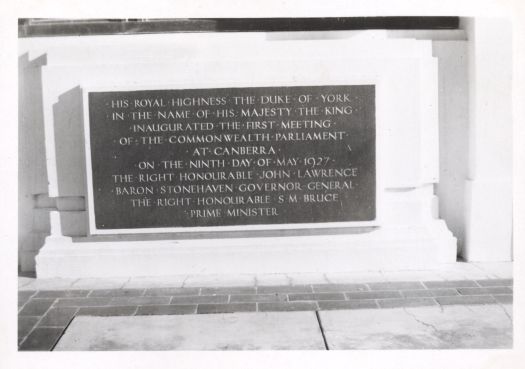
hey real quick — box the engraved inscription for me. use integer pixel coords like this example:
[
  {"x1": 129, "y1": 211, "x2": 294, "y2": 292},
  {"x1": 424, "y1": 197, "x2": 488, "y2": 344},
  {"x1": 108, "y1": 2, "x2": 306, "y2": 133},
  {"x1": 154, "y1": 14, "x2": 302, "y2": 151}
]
[{"x1": 87, "y1": 85, "x2": 375, "y2": 230}]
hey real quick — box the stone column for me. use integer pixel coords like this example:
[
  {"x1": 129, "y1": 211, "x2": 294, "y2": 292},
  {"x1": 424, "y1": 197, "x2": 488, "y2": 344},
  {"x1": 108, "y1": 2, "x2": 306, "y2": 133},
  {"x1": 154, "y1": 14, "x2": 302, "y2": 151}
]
[{"x1": 462, "y1": 17, "x2": 513, "y2": 261}]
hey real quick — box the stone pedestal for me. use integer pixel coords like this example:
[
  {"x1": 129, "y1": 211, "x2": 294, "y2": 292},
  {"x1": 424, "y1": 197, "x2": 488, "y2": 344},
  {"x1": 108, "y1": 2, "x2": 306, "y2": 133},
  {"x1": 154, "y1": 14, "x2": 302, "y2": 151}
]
[
  {"x1": 20, "y1": 31, "x2": 459, "y2": 278},
  {"x1": 37, "y1": 222, "x2": 455, "y2": 278}
]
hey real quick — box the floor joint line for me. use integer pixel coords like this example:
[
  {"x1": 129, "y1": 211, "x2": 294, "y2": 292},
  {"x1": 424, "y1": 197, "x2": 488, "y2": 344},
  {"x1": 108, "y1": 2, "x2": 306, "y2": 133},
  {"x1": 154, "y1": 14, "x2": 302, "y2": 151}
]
[
  {"x1": 315, "y1": 310, "x2": 329, "y2": 350},
  {"x1": 49, "y1": 314, "x2": 77, "y2": 351}
]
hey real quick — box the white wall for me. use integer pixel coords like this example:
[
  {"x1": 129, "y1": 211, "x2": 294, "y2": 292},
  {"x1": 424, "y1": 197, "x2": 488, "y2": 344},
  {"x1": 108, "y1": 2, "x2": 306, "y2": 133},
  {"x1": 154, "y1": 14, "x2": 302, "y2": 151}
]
[
  {"x1": 461, "y1": 17, "x2": 513, "y2": 261},
  {"x1": 433, "y1": 40, "x2": 469, "y2": 255},
  {"x1": 18, "y1": 54, "x2": 50, "y2": 271}
]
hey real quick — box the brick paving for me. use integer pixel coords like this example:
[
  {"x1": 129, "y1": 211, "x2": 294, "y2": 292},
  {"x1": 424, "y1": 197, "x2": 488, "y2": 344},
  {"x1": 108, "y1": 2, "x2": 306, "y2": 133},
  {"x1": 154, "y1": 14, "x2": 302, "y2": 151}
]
[{"x1": 18, "y1": 278, "x2": 513, "y2": 351}]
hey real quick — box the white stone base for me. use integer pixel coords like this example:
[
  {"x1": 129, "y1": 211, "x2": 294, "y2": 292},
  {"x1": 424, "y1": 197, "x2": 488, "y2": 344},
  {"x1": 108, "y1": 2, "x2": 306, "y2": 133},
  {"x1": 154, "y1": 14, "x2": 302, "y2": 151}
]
[
  {"x1": 36, "y1": 221, "x2": 456, "y2": 278},
  {"x1": 464, "y1": 178, "x2": 512, "y2": 261}
]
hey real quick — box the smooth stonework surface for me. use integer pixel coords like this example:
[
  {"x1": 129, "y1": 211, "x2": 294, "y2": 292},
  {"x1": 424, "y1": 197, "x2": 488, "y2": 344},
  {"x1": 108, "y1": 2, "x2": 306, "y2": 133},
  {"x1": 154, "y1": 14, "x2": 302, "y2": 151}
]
[
  {"x1": 35, "y1": 225, "x2": 456, "y2": 278},
  {"x1": 19, "y1": 31, "x2": 441, "y2": 66},
  {"x1": 19, "y1": 261, "x2": 512, "y2": 290},
  {"x1": 319, "y1": 304, "x2": 513, "y2": 349},
  {"x1": 433, "y1": 40, "x2": 468, "y2": 254},
  {"x1": 462, "y1": 18, "x2": 512, "y2": 262},
  {"x1": 54, "y1": 312, "x2": 325, "y2": 350}
]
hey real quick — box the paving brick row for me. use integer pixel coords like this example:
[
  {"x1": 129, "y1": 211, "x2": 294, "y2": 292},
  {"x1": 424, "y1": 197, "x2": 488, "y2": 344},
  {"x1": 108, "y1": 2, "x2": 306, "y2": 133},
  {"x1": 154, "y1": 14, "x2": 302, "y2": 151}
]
[
  {"x1": 55, "y1": 297, "x2": 111, "y2": 307},
  {"x1": 144, "y1": 287, "x2": 200, "y2": 297},
  {"x1": 475, "y1": 279, "x2": 513, "y2": 287},
  {"x1": 18, "y1": 327, "x2": 64, "y2": 351},
  {"x1": 367, "y1": 282, "x2": 425, "y2": 291},
  {"x1": 402, "y1": 289, "x2": 459, "y2": 298},
  {"x1": 18, "y1": 291, "x2": 37, "y2": 307},
  {"x1": 493, "y1": 294, "x2": 513, "y2": 304},
  {"x1": 429, "y1": 288, "x2": 461, "y2": 297},
  {"x1": 423, "y1": 280, "x2": 478, "y2": 288},
  {"x1": 17, "y1": 278, "x2": 516, "y2": 351},
  {"x1": 257, "y1": 301, "x2": 318, "y2": 312},
  {"x1": 18, "y1": 316, "x2": 40, "y2": 342},
  {"x1": 19, "y1": 298, "x2": 56, "y2": 316},
  {"x1": 201, "y1": 286, "x2": 256, "y2": 295},
  {"x1": 345, "y1": 291, "x2": 401, "y2": 300},
  {"x1": 77, "y1": 306, "x2": 138, "y2": 316},
  {"x1": 19, "y1": 290, "x2": 38, "y2": 300},
  {"x1": 18, "y1": 300, "x2": 28, "y2": 309},
  {"x1": 377, "y1": 298, "x2": 438, "y2": 308},
  {"x1": 288, "y1": 292, "x2": 346, "y2": 302},
  {"x1": 170, "y1": 295, "x2": 229, "y2": 305},
  {"x1": 107, "y1": 296, "x2": 170, "y2": 306},
  {"x1": 197, "y1": 303, "x2": 256, "y2": 314},
  {"x1": 229, "y1": 293, "x2": 287, "y2": 303},
  {"x1": 136, "y1": 304, "x2": 197, "y2": 315},
  {"x1": 456, "y1": 287, "x2": 512, "y2": 295},
  {"x1": 256, "y1": 285, "x2": 313, "y2": 294},
  {"x1": 34, "y1": 290, "x2": 90, "y2": 298},
  {"x1": 435, "y1": 295, "x2": 497, "y2": 305},
  {"x1": 311, "y1": 283, "x2": 368, "y2": 293},
  {"x1": 19, "y1": 291, "x2": 511, "y2": 318},
  {"x1": 317, "y1": 300, "x2": 378, "y2": 310},
  {"x1": 400, "y1": 289, "x2": 433, "y2": 298},
  {"x1": 89, "y1": 288, "x2": 145, "y2": 297},
  {"x1": 37, "y1": 307, "x2": 78, "y2": 327}
]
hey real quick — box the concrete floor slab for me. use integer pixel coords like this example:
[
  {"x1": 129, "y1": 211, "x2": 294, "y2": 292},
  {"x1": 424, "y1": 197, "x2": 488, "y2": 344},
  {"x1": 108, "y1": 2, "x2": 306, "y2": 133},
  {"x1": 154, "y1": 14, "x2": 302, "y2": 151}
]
[
  {"x1": 325, "y1": 271, "x2": 387, "y2": 283},
  {"x1": 54, "y1": 311, "x2": 325, "y2": 351},
  {"x1": 182, "y1": 274, "x2": 256, "y2": 288},
  {"x1": 380, "y1": 271, "x2": 446, "y2": 282},
  {"x1": 70, "y1": 277, "x2": 128, "y2": 289},
  {"x1": 471, "y1": 262, "x2": 513, "y2": 279},
  {"x1": 320, "y1": 304, "x2": 512, "y2": 349},
  {"x1": 255, "y1": 273, "x2": 290, "y2": 286},
  {"x1": 285, "y1": 273, "x2": 330, "y2": 285},
  {"x1": 19, "y1": 277, "x2": 77, "y2": 291},
  {"x1": 123, "y1": 275, "x2": 186, "y2": 289},
  {"x1": 18, "y1": 277, "x2": 35, "y2": 288},
  {"x1": 18, "y1": 262, "x2": 513, "y2": 290}
]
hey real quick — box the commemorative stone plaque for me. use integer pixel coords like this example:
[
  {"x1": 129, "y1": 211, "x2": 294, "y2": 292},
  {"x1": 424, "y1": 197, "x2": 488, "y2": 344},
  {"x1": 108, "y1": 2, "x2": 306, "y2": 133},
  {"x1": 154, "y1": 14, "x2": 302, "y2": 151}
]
[{"x1": 86, "y1": 85, "x2": 375, "y2": 231}]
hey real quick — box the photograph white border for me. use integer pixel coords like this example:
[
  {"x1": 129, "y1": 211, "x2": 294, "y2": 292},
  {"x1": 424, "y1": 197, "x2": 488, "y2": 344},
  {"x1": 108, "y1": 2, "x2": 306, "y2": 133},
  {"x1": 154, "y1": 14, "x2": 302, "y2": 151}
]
[{"x1": 4, "y1": 1, "x2": 524, "y2": 368}]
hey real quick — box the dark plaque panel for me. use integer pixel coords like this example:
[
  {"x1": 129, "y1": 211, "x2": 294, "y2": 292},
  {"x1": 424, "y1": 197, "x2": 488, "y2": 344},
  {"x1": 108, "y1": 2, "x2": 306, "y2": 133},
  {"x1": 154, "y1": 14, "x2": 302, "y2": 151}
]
[{"x1": 87, "y1": 85, "x2": 375, "y2": 230}]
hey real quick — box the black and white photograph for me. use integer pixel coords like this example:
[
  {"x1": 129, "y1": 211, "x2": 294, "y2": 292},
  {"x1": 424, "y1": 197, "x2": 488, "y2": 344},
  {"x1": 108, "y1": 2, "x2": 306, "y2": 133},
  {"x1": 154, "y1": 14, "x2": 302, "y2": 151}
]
[{"x1": 1, "y1": 0, "x2": 524, "y2": 368}]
